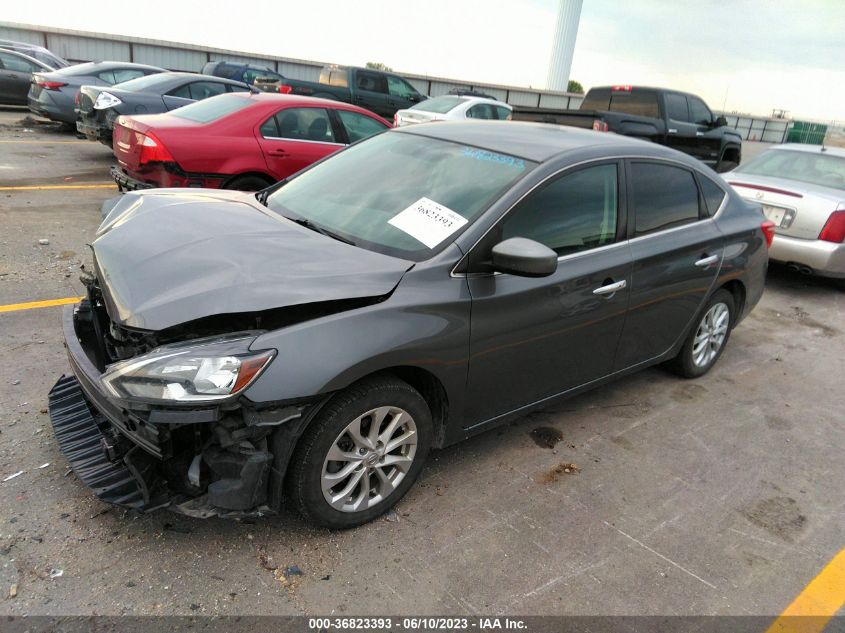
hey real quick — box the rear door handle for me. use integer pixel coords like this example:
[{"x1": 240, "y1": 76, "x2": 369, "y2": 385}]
[
  {"x1": 696, "y1": 131, "x2": 705, "y2": 137},
  {"x1": 668, "y1": 128, "x2": 678, "y2": 134},
  {"x1": 593, "y1": 279, "x2": 626, "y2": 296},
  {"x1": 695, "y1": 254, "x2": 719, "y2": 268},
  {"x1": 268, "y1": 148, "x2": 288, "y2": 157}
]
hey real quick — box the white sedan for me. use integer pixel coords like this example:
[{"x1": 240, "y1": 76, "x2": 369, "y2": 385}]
[
  {"x1": 724, "y1": 144, "x2": 845, "y2": 285},
  {"x1": 394, "y1": 95, "x2": 512, "y2": 127}
]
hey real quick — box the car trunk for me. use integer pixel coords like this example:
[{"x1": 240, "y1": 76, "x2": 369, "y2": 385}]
[{"x1": 727, "y1": 175, "x2": 845, "y2": 241}]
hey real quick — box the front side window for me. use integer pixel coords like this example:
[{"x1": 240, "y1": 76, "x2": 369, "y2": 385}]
[
  {"x1": 467, "y1": 104, "x2": 496, "y2": 119},
  {"x1": 387, "y1": 76, "x2": 416, "y2": 99},
  {"x1": 665, "y1": 93, "x2": 689, "y2": 122},
  {"x1": 266, "y1": 132, "x2": 534, "y2": 260},
  {"x1": 501, "y1": 164, "x2": 618, "y2": 256},
  {"x1": 688, "y1": 97, "x2": 712, "y2": 125},
  {"x1": 355, "y1": 71, "x2": 388, "y2": 94},
  {"x1": 631, "y1": 162, "x2": 701, "y2": 235},
  {"x1": 0, "y1": 52, "x2": 39, "y2": 73},
  {"x1": 273, "y1": 107, "x2": 336, "y2": 143},
  {"x1": 336, "y1": 109, "x2": 388, "y2": 143}
]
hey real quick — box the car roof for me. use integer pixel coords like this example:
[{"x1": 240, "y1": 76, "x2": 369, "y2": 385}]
[
  {"x1": 769, "y1": 143, "x2": 845, "y2": 158},
  {"x1": 56, "y1": 61, "x2": 165, "y2": 74},
  {"x1": 395, "y1": 120, "x2": 666, "y2": 162},
  {"x1": 126, "y1": 71, "x2": 250, "y2": 87},
  {"x1": 240, "y1": 92, "x2": 388, "y2": 118}
]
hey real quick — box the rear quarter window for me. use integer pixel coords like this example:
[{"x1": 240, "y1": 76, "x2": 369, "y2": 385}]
[{"x1": 698, "y1": 176, "x2": 727, "y2": 216}]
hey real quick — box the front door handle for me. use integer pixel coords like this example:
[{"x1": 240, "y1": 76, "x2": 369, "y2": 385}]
[
  {"x1": 695, "y1": 254, "x2": 719, "y2": 268},
  {"x1": 696, "y1": 131, "x2": 705, "y2": 137},
  {"x1": 593, "y1": 279, "x2": 626, "y2": 296},
  {"x1": 668, "y1": 128, "x2": 678, "y2": 134}
]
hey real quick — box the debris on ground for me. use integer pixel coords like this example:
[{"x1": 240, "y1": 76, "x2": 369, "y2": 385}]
[
  {"x1": 38, "y1": 239, "x2": 50, "y2": 245},
  {"x1": 3, "y1": 471, "x2": 24, "y2": 482},
  {"x1": 321, "y1": 575, "x2": 331, "y2": 581},
  {"x1": 258, "y1": 549, "x2": 277, "y2": 571},
  {"x1": 274, "y1": 564, "x2": 304, "y2": 589},
  {"x1": 9, "y1": 584, "x2": 17, "y2": 598},
  {"x1": 162, "y1": 522, "x2": 191, "y2": 534},
  {"x1": 384, "y1": 508, "x2": 399, "y2": 522},
  {"x1": 11, "y1": 380, "x2": 20, "y2": 386},
  {"x1": 538, "y1": 462, "x2": 581, "y2": 484},
  {"x1": 38, "y1": 463, "x2": 50, "y2": 469},
  {"x1": 49, "y1": 568, "x2": 63, "y2": 579},
  {"x1": 530, "y1": 426, "x2": 563, "y2": 449}
]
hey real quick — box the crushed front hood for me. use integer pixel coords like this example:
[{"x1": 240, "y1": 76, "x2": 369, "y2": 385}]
[{"x1": 93, "y1": 190, "x2": 412, "y2": 331}]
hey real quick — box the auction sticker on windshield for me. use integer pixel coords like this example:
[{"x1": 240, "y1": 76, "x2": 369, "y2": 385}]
[{"x1": 389, "y1": 197, "x2": 468, "y2": 249}]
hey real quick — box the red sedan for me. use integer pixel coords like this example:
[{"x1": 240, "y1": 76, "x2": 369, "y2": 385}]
[{"x1": 110, "y1": 93, "x2": 391, "y2": 191}]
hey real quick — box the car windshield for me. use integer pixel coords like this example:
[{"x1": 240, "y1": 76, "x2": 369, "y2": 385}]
[
  {"x1": 410, "y1": 96, "x2": 466, "y2": 114},
  {"x1": 170, "y1": 94, "x2": 254, "y2": 123},
  {"x1": 113, "y1": 73, "x2": 173, "y2": 92},
  {"x1": 734, "y1": 149, "x2": 845, "y2": 191},
  {"x1": 265, "y1": 131, "x2": 534, "y2": 260}
]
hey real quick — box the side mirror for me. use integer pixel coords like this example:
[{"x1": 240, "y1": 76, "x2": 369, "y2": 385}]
[
  {"x1": 714, "y1": 115, "x2": 728, "y2": 127},
  {"x1": 491, "y1": 238, "x2": 558, "y2": 277}
]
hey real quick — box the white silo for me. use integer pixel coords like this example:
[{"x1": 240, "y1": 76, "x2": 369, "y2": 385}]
[{"x1": 546, "y1": 0, "x2": 584, "y2": 91}]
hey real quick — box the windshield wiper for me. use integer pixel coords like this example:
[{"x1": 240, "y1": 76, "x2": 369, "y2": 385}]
[
  {"x1": 255, "y1": 188, "x2": 270, "y2": 206},
  {"x1": 286, "y1": 216, "x2": 356, "y2": 246}
]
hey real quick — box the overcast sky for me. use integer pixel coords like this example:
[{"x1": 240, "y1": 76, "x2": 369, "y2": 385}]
[{"x1": 4, "y1": 0, "x2": 843, "y2": 121}]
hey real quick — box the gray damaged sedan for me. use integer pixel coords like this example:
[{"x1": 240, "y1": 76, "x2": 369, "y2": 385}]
[{"x1": 48, "y1": 122, "x2": 771, "y2": 528}]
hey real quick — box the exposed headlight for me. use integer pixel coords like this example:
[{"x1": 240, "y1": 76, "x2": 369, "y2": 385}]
[
  {"x1": 101, "y1": 334, "x2": 274, "y2": 404},
  {"x1": 93, "y1": 91, "x2": 122, "y2": 110}
]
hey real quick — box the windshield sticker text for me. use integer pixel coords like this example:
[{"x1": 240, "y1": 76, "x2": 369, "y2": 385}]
[
  {"x1": 462, "y1": 147, "x2": 525, "y2": 170},
  {"x1": 388, "y1": 197, "x2": 468, "y2": 249}
]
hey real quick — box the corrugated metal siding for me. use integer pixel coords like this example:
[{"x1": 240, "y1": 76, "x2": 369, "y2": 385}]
[
  {"x1": 0, "y1": 26, "x2": 44, "y2": 45},
  {"x1": 508, "y1": 91, "x2": 540, "y2": 107},
  {"x1": 479, "y1": 87, "x2": 508, "y2": 101},
  {"x1": 47, "y1": 34, "x2": 130, "y2": 63},
  {"x1": 208, "y1": 54, "x2": 278, "y2": 69},
  {"x1": 277, "y1": 62, "x2": 321, "y2": 81},
  {"x1": 133, "y1": 45, "x2": 205, "y2": 72},
  {"x1": 430, "y1": 81, "x2": 469, "y2": 97},
  {"x1": 539, "y1": 94, "x2": 571, "y2": 110},
  {"x1": 406, "y1": 78, "x2": 429, "y2": 95}
]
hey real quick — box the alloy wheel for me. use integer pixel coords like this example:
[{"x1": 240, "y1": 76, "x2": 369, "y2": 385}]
[
  {"x1": 321, "y1": 406, "x2": 417, "y2": 513},
  {"x1": 691, "y1": 302, "x2": 730, "y2": 368}
]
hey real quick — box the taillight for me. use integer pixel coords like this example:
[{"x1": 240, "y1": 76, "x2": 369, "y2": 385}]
[
  {"x1": 278, "y1": 84, "x2": 293, "y2": 94},
  {"x1": 819, "y1": 210, "x2": 845, "y2": 243},
  {"x1": 138, "y1": 132, "x2": 175, "y2": 166},
  {"x1": 761, "y1": 220, "x2": 776, "y2": 248},
  {"x1": 592, "y1": 120, "x2": 609, "y2": 132},
  {"x1": 34, "y1": 76, "x2": 67, "y2": 90},
  {"x1": 74, "y1": 90, "x2": 80, "y2": 106},
  {"x1": 393, "y1": 113, "x2": 398, "y2": 127},
  {"x1": 611, "y1": 85, "x2": 632, "y2": 92}
]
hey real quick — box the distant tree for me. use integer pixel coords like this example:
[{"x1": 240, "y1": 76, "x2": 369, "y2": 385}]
[
  {"x1": 366, "y1": 62, "x2": 393, "y2": 72},
  {"x1": 567, "y1": 80, "x2": 584, "y2": 94}
]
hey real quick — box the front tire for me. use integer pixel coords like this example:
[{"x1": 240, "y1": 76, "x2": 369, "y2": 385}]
[
  {"x1": 667, "y1": 289, "x2": 735, "y2": 378},
  {"x1": 286, "y1": 376, "x2": 433, "y2": 529},
  {"x1": 225, "y1": 174, "x2": 272, "y2": 191}
]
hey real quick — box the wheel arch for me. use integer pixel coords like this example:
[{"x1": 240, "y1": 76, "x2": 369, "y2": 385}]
[
  {"x1": 719, "y1": 279, "x2": 746, "y2": 326},
  {"x1": 221, "y1": 171, "x2": 276, "y2": 190}
]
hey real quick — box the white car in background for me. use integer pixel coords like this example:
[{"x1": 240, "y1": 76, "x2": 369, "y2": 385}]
[
  {"x1": 725, "y1": 144, "x2": 845, "y2": 286},
  {"x1": 394, "y1": 95, "x2": 512, "y2": 127}
]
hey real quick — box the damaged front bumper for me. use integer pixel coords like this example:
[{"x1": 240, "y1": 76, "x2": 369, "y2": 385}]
[{"x1": 48, "y1": 304, "x2": 305, "y2": 518}]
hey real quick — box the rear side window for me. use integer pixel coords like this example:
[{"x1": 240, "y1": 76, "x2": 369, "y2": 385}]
[
  {"x1": 273, "y1": 107, "x2": 336, "y2": 143},
  {"x1": 495, "y1": 106, "x2": 512, "y2": 120},
  {"x1": 112, "y1": 68, "x2": 144, "y2": 84},
  {"x1": 699, "y1": 176, "x2": 726, "y2": 216},
  {"x1": 170, "y1": 94, "x2": 253, "y2": 123},
  {"x1": 188, "y1": 81, "x2": 227, "y2": 100},
  {"x1": 609, "y1": 90, "x2": 659, "y2": 117},
  {"x1": 665, "y1": 93, "x2": 689, "y2": 122},
  {"x1": 243, "y1": 68, "x2": 283, "y2": 84},
  {"x1": 336, "y1": 110, "x2": 387, "y2": 143},
  {"x1": 355, "y1": 71, "x2": 388, "y2": 94},
  {"x1": 467, "y1": 104, "x2": 496, "y2": 119},
  {"x1": 631, "y1": 162, "x2": 701, "y2": 235},
  {"x1": 501, "y1": 164, "x2": 618, "y2": 256}
]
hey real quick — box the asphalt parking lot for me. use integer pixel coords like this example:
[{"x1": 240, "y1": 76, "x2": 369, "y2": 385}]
[{"x1": 1, "y1": 106, "x2": 843, "y2": 618}]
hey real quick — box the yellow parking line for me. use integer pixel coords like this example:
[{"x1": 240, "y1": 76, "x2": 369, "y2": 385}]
[
  {"x1": 0, "y1": 297, "x2": 83, "y2": 313},
  {"x1": 0, "y1": 183, "x2": 116, "y2": 191},
  {"x1": 765, "y1": 547, "x2": 845, "y2": 633}
]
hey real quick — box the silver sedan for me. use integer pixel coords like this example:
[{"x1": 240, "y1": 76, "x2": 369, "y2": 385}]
[{"x1": 725, "y1": 144, "x2": 845, "y2": 285}]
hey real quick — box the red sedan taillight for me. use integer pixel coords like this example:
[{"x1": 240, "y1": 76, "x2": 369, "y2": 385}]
[
  {"x1": 34, "y1": 76, "x2": 67, "y2": 90},
  {"x1": 278, "y1": 84, "x2": 293, "y2": 94},
  {"x1": 819, "y1": 210, "x2": 845, "y2": 243},
  {"x1": 592, "y1": 120, "x2": 609, "y2": 132},
  {"x1": 761, "y1": 220, "x2": 776, "y2": 248},
  {"x1": 138, "y1": 132, "x2": 176, "y2": 166}
]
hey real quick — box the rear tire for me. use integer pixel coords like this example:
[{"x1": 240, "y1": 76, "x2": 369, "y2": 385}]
[
  {"x1": 225, "y1": 175, "x2": 272, "y2": 191},
  {"x1": 666, "y1": 289, "x2": 735, "y2": 378},
  {"x1": 286, "y1": 376, "x2": 433, "y2": 529}
]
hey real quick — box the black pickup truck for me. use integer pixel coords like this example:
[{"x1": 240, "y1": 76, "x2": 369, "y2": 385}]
[
  {"x1": 513, "y1": 85, "x2": 742, "y2": 172},
  {"x1": 253, "y1": 65, "x2": 428, "y2": 119}
]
